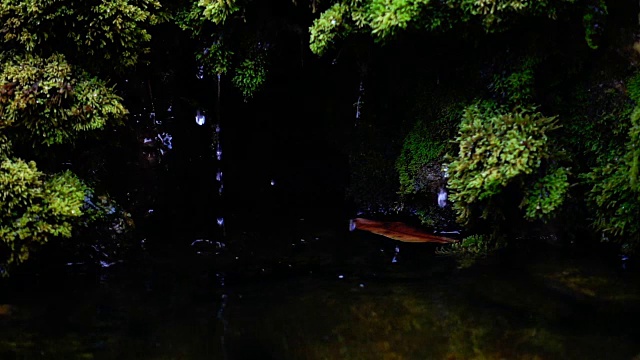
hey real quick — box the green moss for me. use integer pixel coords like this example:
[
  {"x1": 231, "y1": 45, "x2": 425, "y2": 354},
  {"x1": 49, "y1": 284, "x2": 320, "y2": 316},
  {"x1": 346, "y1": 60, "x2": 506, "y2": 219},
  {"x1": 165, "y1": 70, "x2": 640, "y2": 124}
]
[
  {"x1": 584, "y1": 106, "x2": 640, "y2": 250},
  {"x1": 578, "y1": 71, "x2": 640, "y2": 251},
  {"x1": 521, "y1": 166, "x2": 570, "y2": 221},
  {"x1": 231, "y1": 57, "x2": 267, "y2": 99},
  {"x1": 396, "y1": 121, "x2": 445, "y2": 195},
  {"x1": 198, "y1": 42, "x2": 234, "y2": 76},
  {"x1": 309, "y1": 2, "x2": 352, "y2": 56},
  {"x1": 447, "y1": 101, "x2": 562, "y2": 224},
  {"x1": 0, "y1": 0, "x2": 161, "y2": 71},
  {"x1": 490, "y1": 57, "x2": 538, "y2": 105}
]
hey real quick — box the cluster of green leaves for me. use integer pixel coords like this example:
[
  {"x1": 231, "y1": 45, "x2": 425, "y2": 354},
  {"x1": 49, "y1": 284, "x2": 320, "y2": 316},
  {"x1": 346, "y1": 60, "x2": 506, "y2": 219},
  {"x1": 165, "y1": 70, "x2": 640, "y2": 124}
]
[
  {"x1": 309, "y1": 0, "x2": 582, "y2": 55},
  {"x1": 447, "y1": 101, "x2": 566, "y2": 224},
  {"x1": 0, "y1": 158, "x2": 86, "y2": 267},
  {"x1": 0, "y1": 0, "x2": 161, "y2": 71},
  {"x1": 0, "y1": 53, "x2": 127, "y2": 146}
]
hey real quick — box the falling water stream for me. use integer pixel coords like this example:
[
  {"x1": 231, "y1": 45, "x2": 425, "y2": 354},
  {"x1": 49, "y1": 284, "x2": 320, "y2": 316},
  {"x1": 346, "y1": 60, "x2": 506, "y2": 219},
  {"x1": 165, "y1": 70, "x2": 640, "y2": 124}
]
[{"x1": 354, "y1": 79, "x2": 364, "y2": 126}]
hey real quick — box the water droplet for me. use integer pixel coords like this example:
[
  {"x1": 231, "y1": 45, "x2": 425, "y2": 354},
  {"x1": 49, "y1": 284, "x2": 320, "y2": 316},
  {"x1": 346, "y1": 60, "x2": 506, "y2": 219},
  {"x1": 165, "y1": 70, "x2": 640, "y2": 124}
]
[
  {"x1": 391, "y1": 246, "x2": 400, "y2": 263},
  {"x1": 338, "y1": 275, "x2": 344, "y2": 279},
  {"x1": 217, "y1": 217, "x2": 224, "y2": 226},
  {"x1": 195, "y1": 110, "x2": 206, "y2": 126},
  {"x1": 437, "y1": 189, "x2": 448, "y2": 208}
]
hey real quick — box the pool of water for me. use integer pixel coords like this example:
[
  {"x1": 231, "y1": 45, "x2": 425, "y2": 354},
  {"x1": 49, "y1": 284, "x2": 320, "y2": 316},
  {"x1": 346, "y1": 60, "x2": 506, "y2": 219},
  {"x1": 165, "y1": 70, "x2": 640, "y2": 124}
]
[{"x1": 1, "y1": 219, "x2": 640, "y2": 360}]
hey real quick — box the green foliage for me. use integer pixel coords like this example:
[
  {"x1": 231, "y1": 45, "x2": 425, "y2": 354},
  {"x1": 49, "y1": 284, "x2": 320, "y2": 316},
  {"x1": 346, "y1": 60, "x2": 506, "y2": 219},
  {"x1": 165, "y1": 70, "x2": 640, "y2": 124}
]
[
  {"x1": 447, "y1": 101, "x2": 561, "y2": 224},
  {"x1": 0, "y1": 53, "x2": 127, "y2": 146},
  {"x1": 436, "y1": 234, "x2": 502, "y2": 268},
  {"x1": 0, "y1": 158, "x2": 86, "y2": 267},
  {"x1": 231, "y1": 57, "x2": 267, "y2": 98},
  {"x1": 0, "y1": 0, "x2": 161, "y2": 70},
  {"x1": 521, "y1": 166, "x2": 570, "y2": 221},
  {"x1": 199, "y1": 0, "x2": 241, "y2": 24}
]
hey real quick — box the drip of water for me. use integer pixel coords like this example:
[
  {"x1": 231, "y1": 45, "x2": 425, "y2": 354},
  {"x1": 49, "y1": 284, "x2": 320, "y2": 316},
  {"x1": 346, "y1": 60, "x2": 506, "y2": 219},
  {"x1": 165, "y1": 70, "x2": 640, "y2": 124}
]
[
  {"x1": 195, "y1": 110, "x2": 206, "y2": 126},
  {"x1": 355, "y1": 80, "x2": 364, "y2": 121},
  {"x1": 437, "y1": 189, "x2": 448, "y2": 208},
  {"x1": 391, "y1": 245, "x2": 400, "y2": 263},
  {"x1": 217, "y1": 217, "x2": 226, "y2": 236},
  {"x1": 150, "y1": 112, "x2": 161, "y2": 126},
  {"x1": 196, "y1": 65, "x2": 205, "y2": 80},
  {"x1": 216, "y1": 143, "x2": 222, "y2": 160}
]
